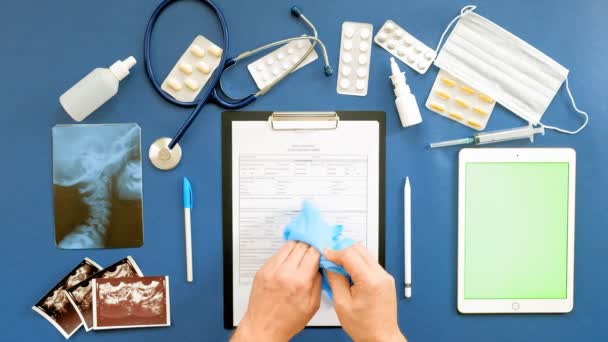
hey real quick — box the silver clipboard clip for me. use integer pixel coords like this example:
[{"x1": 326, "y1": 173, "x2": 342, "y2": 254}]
[{"x1": 269, "y1": 112, "x2": 339, "y2": 131}]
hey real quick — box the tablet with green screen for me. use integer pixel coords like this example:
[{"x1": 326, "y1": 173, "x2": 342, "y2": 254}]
[{"x1": 458, "y1": 148, "x2": 575, "y2": 313}]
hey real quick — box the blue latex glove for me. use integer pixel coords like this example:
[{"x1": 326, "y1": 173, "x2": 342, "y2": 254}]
[{"x1": 283, "y1": 201, "x2": 354, "y2": 299}]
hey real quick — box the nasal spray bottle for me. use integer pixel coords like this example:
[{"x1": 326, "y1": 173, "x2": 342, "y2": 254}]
[
  {"x1": 389, "y1": 57, "x2": 422, "y2": 127},
  {"x1": 60, "y1": 56, "x2": 136, "y2": 122}
]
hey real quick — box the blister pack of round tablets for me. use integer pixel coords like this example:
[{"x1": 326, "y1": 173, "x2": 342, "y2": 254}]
[
  {"x1": 161, "y1": 35, "x2": 223, "y2": 102},
  {"x1": 426, "y1": 69, "x2": 496, "y2": 131},
  {"x1": 337, "y1": 22, "x2": 373, "y2": 96},
  {"x1": 247, "y1": 37, "x2": 318, "y2": 90},
  {"x1": 374, "y1": 20, "x2": 436, "y2": 74}
]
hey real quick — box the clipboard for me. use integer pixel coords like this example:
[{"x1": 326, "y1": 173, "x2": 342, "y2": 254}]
[{"x1": 222, "y1": 111, "x2": 386, "y2": 328}]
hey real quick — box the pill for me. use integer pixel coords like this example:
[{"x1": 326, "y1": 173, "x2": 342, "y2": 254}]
[
  {"x1": 460, "y1": 85, "x2": 475, "y2": 95},
  {"x1": 406, "y1": 55, "x2": 415, "y2": 63},
  {"x1": 296, "y1": 40, "x2": 305, "y2": 49},
  {"x1": 208, "y1": 45, "x2": 222, "y2": 57},
  {"x1": 287, "y1": 47, "x2": 295, "y2": 55},
  {"x1": 394, "y1": 30, "x2": 403, "y2": 39},
  {"x1": 359, "y1": 42, "x2": 370, "y2": 52},
  {"x1": 184, "y1": 78, "x2": 199, "y2": 90},
  {"x1": 397, "y1": 47, "x2": 406, "y2": 57},
  {"x1": 449, "y1": 112, "x2": 464, "y2": 120},
  {"x1": 358, "y1": 55, "x2": 368, "y2": 65},
  {"x1": 272, "y1": 68, "x2": 279, "y2": 76},
  {"x1": 282, "y1": 61, "x2": 290, "y2": 70},
  {"x1": 413, "y1": 45, "x2": 423, "y2": 53},
  {"x1": 277, "y1": 52, "x2": 285, "y2": 60},
  {"x1": 340, "y1": 78, "x2": 351, "y2": 89},
  {"x1": 178, "y1": 62, "x2": 193, "y2": 75},
  {"x1": 262, "y1": 74, "x2": 268, "y2": 82},
  {"x1": 436, "y1": 91, "x2": 450, "y2": 100},
  {"x1": 384, "y1": 22, "x2": 395, "y2": 32},
  {"x1": 403, "y1": 37, "x2": 414, "y2": 46},
  {"x1": 341, "y1": 65, "x2": 352, "y2": 77},
  {"x1": 291, "y1": 56, "x2": 299, "y2": 64},
  {"x1": 479, "y1": 93, "x2": 495, "y2": 103},
  {"x1": 455, "y1": 98, "x2": 469, "y2": 108},
  {"x1": 467, "y1": 120, "x2": 482, "y2": 129},
  {"x1": 377, "y1": 32, "x2": 388, "y2": 43},
  {"x1": 424, "y1": 50, "x2": 436, "y2": 60},
  {"x1": 356, "y1": 67, "x2": 367, "y2": 78},
  {"x1": 256, "y1": 64, "x2": 263, "y2": 72},
  {"x1": 266, "y1": 58, "x2": 275, "y2": 66},
  {"x1": 343, "y1": 40, "x2": 353, "y2": 51},
  {"x1": 344, "y1": 26, "x2": 354, "y2": 38},
  {"x1": 189, "y1": 45, "x2": 205, "y2": 57},
  {"x1": 355, "y1": 79, "x2": 366, "y2": 90},
  {"x1": 441, "y1": 78, "x2": 456, "y2": 87},
  {"x1": 360, "y1": 28, "x2": 371, "y2": 39},
  {"x1": 429, "y1": 103, "x2": 445, "y2": 113},
  {"x1": 417, "y1": 61, "x2": 427, "y2": 70},
  {"x1": 196, "y1": 61, "x2": 210, "y2": 74},
  {"x1": 387, "y1": 40, "x2": 397, "y2": 50},
  {"x1": 342, "y1": 53, "x2": 353, "y2": 63},
  {"x1": 167, "y1": 78, "x2": 182, "y2": 91},
  {"x1": 473, "y1": 107, "x2": 489, "y2": 116}
]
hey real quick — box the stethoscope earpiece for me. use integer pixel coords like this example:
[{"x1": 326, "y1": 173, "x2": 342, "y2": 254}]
[{"x1": 291, "y1": 6, "x2": 303, "y2": 17}]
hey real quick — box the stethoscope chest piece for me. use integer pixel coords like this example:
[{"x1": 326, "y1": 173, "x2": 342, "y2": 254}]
[{"x1": 149, "y1": 137, "x2": 182, "y2": 170}]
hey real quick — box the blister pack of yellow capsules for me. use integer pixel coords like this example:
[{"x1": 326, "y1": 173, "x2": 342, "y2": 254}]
[
  {"x1": 161, "y1": 35, "x2": 223, "y2": 102},
  {"x1": 426, "y1": 69, "x2": 496, "y2": 131}
]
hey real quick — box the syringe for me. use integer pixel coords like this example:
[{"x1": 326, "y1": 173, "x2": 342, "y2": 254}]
[{"x1": 429, "y1": 125, "x2": 545, "y2": 148}]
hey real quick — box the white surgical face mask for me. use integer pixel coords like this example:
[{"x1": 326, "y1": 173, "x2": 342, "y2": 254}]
[{"x1": 433, "y1": 6, "x2": 588, "y2": 134}]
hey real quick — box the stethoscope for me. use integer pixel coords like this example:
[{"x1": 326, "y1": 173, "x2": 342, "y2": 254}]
[{"x1": 145, "y1": 0, "x2": 332, "y2": 170}]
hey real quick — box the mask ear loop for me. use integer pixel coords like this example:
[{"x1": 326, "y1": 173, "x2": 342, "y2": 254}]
[
  {"x1": 433, "y1": 5, "x2": 477, "y2": 60},
  {"x1": 539, "y1": 77, "x2": 589, "y2": 134}
]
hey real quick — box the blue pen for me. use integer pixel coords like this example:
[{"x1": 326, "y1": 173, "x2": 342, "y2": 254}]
[{"x1": 183, "y1": 177, "x2": 193, "y2": 282}]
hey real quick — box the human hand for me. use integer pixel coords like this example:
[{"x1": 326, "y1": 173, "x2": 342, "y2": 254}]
[
  {"x1": 325, "y1": 244, "x2": 406, "y2": 342},
  {"x1": 231, "y1": 241, "x2": 322, "y2": 342}
]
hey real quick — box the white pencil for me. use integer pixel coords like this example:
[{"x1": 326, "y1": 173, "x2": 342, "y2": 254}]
[{"x1": 404, "y1": 177, "x2": 412, "y2": 298}]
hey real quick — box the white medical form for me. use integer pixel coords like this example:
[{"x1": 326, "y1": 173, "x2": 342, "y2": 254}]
[{"x1": 222, "y1": 111, "x2": 385, "y2": 327}]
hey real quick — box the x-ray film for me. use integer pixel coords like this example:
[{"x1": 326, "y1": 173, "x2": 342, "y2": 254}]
[{"x1": 52, "y1": 124, "x2": 144, "y2": 249}]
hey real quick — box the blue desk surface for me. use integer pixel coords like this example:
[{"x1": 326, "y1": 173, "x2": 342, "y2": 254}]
[{"x1": 1, "y1": 0, "x2": 606, "y2": 340}]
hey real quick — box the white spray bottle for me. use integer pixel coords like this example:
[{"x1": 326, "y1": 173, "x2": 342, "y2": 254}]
[
  {"x1": 389, "y1": 57, "x2": 422, "y2": 127},
  {"x1": 60, "y1": 56, "x2": 136, "y2": 122}
]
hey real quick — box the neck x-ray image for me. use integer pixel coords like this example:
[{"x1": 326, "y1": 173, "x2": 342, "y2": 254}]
[{"x1": 52, "y1": 124, "x2": 144, "y2": 249}]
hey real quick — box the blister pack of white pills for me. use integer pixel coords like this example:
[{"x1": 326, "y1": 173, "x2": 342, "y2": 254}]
[
  {"x1": 337, "y1": 22, "x2": 373, "y2": 96},
  {"x1": 247, "y1": 38, "x2": 318, "y2": 90},
  {"x1": 425, "y1": 69, "x2": 496, "y2": 131},
  {"x1": 374, "y1": 20, "x2": 436, "y2": 74},
  {"x1": 161, "y1": 35, "x2": 223, "y2": 102}
]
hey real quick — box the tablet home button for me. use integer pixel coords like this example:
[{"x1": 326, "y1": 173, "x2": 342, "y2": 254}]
[{"x1": 512, "y1": 302, "x2": 520, "y2": 311}]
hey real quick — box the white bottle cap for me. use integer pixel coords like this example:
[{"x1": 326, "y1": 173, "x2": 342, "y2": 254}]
[{"x1": 109, "y1": 56, "x2": 137, "y2": 81}]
